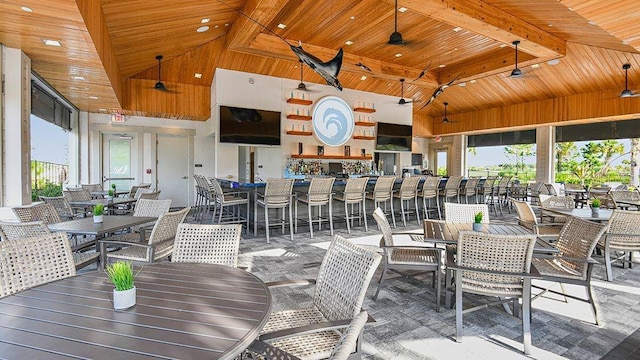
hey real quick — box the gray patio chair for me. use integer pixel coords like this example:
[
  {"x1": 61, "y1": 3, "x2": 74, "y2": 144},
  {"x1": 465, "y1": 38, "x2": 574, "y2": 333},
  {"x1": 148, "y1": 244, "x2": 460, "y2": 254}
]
[
  {"x1": 13, "y1": 202, "x2": 63, "y2": 223},
  {"x1": 443, "y1": 203, "x2": 490, "y2": 223},
  {"x1": 511, "y1": 198, "x2": 563, "y2": 239},
  {"x1": 256, "y1": 235, "x2": 381, "y2": 360},
  {"x1": 596, "y1": 209, "x2": 640, "y2": 282},
  {"x1": 171, "y1": 223, "x2": 242, "y2": 267}
]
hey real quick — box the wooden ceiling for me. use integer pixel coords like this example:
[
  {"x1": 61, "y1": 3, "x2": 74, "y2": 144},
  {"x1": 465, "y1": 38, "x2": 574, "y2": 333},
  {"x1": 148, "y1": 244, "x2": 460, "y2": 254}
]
[{"x1": 1, "y1": 0, "x2": 639, "y2": 128}]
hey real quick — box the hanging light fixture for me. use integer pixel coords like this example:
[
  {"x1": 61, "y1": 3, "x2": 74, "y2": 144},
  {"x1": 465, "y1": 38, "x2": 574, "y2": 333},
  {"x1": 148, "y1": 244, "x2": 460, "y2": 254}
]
[
  {"x1": 442, "y1": 102, "x2": 449, "y2": 123},
  {"x1": 510, "y1": 41, "x2": 523, "y2": 78},
  {"x1": 297, "y1": 59, "x2": 307, "y2": 91}
]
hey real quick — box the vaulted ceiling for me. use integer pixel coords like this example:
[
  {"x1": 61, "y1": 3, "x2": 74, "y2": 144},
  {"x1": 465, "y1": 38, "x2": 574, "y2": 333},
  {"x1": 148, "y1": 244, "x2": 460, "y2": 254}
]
[{"x1": 1, "y1": 0, "x2": 640, "y2": 131}]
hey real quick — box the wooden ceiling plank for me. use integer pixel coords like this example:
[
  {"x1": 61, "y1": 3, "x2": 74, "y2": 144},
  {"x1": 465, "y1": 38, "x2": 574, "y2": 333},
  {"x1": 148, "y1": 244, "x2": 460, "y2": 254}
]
[{"x1": 225, "y1": 0, "x2": 292, "y2": 49}]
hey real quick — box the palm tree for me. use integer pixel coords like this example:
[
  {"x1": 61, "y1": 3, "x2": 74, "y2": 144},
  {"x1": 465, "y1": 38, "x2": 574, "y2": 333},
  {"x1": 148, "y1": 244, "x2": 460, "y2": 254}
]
[
  {"x1": 555, "y1": 142, "x2": 577, "y2": 173},
  {"x1": 597, "y1": 140, "x2": 625, "y2": 178}
]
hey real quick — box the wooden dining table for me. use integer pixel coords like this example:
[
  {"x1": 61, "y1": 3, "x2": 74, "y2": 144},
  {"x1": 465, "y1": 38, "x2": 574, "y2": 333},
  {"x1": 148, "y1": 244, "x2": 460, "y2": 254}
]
[{"x1": 0, "y1": 262, "x2": 272, "y2": 360}]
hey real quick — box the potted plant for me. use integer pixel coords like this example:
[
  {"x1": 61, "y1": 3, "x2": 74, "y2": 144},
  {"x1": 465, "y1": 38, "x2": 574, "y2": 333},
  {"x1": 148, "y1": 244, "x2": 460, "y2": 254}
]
[
  {"x1": 591, "y1": 198, "x2": 601, "y2": 216},
  {"x1": 93, "y1": 203, "x2": 105, "y2": 223},
  {"x1": 111, "y1": 183, "x2": 117, "y2": 193},
  {"x1": 106, "y1": 261, "x2": 137, "y2": 310},
  {"x1": 473, "y1": 211, "x2": 483, "y2": 231},
  {"x1": 107, "y1": 189, "x2": 114, "y2": 201}
]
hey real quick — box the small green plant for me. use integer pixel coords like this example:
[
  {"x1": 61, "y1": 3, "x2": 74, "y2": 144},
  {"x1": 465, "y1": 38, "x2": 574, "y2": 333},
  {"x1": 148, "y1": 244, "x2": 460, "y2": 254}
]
[
  {"x1": 107, "y1": 189, "x2": 114, "y2": 197},
  {"x1": 111, "y1": 183, "x2": 117, "y2": 190},
  {"x1": 591, "y1": 198, "x2": 601, "y2": 208},
  {"x1": 474, "y1": 211, "x2": 483, "y2": 224},
  {"x1": 105, "y1": 261, "x2": 135, "y2": 291},
  {"x1": 93, "y1": 203, "x2": 105, "y2": 216}
]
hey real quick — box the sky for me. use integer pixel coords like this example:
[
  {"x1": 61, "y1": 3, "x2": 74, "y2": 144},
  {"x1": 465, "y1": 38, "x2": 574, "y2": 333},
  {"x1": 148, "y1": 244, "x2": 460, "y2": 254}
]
[{"x1": 30, "y1": 115, "x2": 69, "y2": 165}]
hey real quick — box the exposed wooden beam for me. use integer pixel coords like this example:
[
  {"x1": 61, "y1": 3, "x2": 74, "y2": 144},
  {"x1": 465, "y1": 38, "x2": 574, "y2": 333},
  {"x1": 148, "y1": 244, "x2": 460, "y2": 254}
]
[{"x1": 225, "y1": 0, "x2": 291, "y2": 49}]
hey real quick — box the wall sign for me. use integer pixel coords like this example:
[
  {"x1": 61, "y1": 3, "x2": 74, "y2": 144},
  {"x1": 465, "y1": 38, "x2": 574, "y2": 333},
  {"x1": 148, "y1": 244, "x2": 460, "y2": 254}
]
[{"x1": 312, "y1": 96, "x2": 354, "y2": 147}]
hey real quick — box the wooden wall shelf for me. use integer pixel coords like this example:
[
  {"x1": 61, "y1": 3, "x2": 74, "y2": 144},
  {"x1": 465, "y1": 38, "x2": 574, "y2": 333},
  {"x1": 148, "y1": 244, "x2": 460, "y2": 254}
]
[
  {"x1": 353, "y1": 135, "x2": 375, "y2": 140},
  {"x1": 286, "y1": 114, "x2": 312, "y2": 120},
  {"x1": 354, "y1": 121, "x2": 375, "y2": 127},
  {"x1": 287, "y1": 98, "x2": 313, "y2": 105},
  {"x1": 353, "y1": 107, "x2": 376, "y2": 113},
  {"x1": 286, "y1": 131, "x2": 313, "y2": 136},
  {"x1": 291, "y1": 154, "x2": 373, "y2": 160}
]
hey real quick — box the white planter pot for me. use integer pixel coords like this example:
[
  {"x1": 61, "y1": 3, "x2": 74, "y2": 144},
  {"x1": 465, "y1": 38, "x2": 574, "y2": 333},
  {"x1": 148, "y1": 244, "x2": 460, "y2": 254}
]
[
  {"x1": 113, "y1": 286, "x2": 136, "y2": 310},
  {"x1": 93, "y1": 215, "x2": 104, "y2": 223},
  {"x1": 472, "y1": 223, "x2": 483, "y2": 232},
  {"x1": 591, "y1": 208, "x2": 600, "y2": 216}
]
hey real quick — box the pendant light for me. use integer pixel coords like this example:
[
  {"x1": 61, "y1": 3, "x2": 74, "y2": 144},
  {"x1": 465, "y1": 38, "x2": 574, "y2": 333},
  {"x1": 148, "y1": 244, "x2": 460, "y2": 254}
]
[{"x1": 510, "y1": 41, "x2": 523, "y2": 78}]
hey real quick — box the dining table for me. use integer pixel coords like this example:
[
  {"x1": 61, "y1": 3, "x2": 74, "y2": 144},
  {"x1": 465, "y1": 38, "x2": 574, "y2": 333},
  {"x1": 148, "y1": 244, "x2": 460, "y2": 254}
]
[
  {"x1": 69, "y1": 197, "x2": 138, "y2": 214},
  {"x1": 542, "y1": 207, "x2": 613, "y2": 222},
  {"x1": 0, "y1": 262, "x2": 272, "y2": 360}
]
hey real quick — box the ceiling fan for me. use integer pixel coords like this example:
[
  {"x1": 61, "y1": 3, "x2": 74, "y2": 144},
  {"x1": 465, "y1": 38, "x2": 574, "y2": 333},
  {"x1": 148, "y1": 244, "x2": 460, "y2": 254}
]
[
  {"x1": 442, "y1": 102, "x2": 450, "y2": 123},
  {"x1": 154, "y1": 55, "x2": 167, "y2": 91},
  {"x1": 510, "y1": 40, "x2": 523, "y2": 78},
  {"x1": 397, "y1": 78, "x2": 413, "y2": 105},
  {"x1": 620, "y1": 63, "x2": 640, "y2": 98},
  {"x1": 388, "y1": 0, "x2": 403, "y2": 45}
]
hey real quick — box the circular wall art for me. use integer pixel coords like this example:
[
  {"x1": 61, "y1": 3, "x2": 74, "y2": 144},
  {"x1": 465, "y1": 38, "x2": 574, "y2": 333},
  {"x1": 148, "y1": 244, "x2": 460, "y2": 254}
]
[{"x1": 312, "y1": 96, "x2": 355, "y2": 147}]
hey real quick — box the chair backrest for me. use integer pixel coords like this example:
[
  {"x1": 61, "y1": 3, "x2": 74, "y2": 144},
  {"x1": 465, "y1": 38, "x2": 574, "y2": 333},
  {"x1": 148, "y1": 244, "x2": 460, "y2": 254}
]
[
  {"x1": 591, "y1": 192, "x2": 616, "y2": 209},
  {"x1": 208, "y1": 177, "x2": 224, "y2": 197},
  {"x1": 138, "y1": 191, "x2": 161, "y2": 200},
  {"x1": 372, "y1": 207, "x2": 393, "y2": 247},
  {"x1": 444, "y1": 203, "x2": 490, "y2": 223},
  {"x1": 542, "y1": 183, "x2": 557, "y2": 195},
  {"x1": 0, "y1": 221, "x2": 51, "y2": 241},
  {"x1": 372, "y1": 176, "x2": 396, "y2": 200},
  {"x1": 313, "y1": 235, "x2": 382, "y2": 322},
  {"x1": 343, "y1": 177, "x2": 369, "y2": 201},
  {"x1": 0, "y1": 232, "x2": 76, "y2": 298},
  {"x1": 564, "y1": 183, "x2": 584, "y2": 192},
  {"x1": 610, "y1": 190, "x2": 640, "y2": 202},
  {"x1": 444, "y1": 176, "x2": 462, "y2": 190},
  {"x1": 39, "y1": 196, "x2": 74, "y2": 219},
  {"x1": 81, "y1": 184, "x2": 102, "y2": 192},
  {"x1": 464, "y1": 177, "x2": 479, "y2": 190},
  {"x1": 540, "y1": 195, "x2": 574, "y2": 210},
  {"x1": 13, "y1": 203, "x2": 62, "y2": 224},
  {"x1": 423, "y1": 219, "x2": 449, "y2": 240},
  {"x1": 421, "y1": 176, "x2": 441, "y2": 197},
  {"x1": 147, "y1": 207, "x2": 190, "y2": 245},
  {"x1": 172, "y1": 223, "x2": 242, "y2": 267},
  {"x1": 510, "y1": 198, "x2": 538, "y2": 231},
  {"x1": 128, "y1": 183, "x2": 152, "y2": 198},
  {"x1": 497, "y1": 176, "x2": 512, "y2": 192},
  {"x1": 555, "y1": 217, "x2": 608, "y2": 279},
  {"x1": 603, "y1": 209, "x2": 640, "y2": 251},
  {"x1": 264, "y1": 178, "x2": 294, "y2": 206},
  {"x1": 398, "y1": 176, "x2": 421, "y2": 198},
  {"x1": 307, "y1": 177, "x2": 336, "y2": 203},
  {"x1": 457, "y1": 231, "x2": 536, "y2": 296},
  {"x1": 134, "y1": 187, "x2": 154, "y2": 199},
  {"x1": 529, "y1": 182, "x2": 545, "y2": 194},
  {"x1": 482, "y1": 176, "x2": 497, "y2": 191},
  {"x1": 327, "y1": 310, "x2": 369, "y2": 360},
  {"x1": 133, "y1": 199, "x2": 172, "y2": 217},
  {"x1": 63, "y1": 189, "x2": 92, "y2": 201}
]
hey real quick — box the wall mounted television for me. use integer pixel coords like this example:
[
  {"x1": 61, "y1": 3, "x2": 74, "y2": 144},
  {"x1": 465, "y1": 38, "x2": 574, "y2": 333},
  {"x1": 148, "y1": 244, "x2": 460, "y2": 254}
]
[
  {"x1": 375, "y1": 122, "x2": 412, "y2": 152},
  {"x1": 219, "y1": 105, "x2": 281, "y2": 146}
]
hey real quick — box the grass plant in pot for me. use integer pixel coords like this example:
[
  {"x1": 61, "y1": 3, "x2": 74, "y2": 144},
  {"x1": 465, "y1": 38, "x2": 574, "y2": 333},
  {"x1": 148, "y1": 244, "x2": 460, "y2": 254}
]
[
  {"x1": 473, "y1": 211, "x2": 483, "y2": 231},
  {"x1": 107, "y1": 189, "x2": 114, "y2": 201},
  {"x1": 93, "y1": 203, "x2": 105, "y2": 223},
  {"x1": 106, "y1": 261, "x2": 137, "y2": 310},
  {"x1": 591, "y1": 198, "x2": 601, "y2": 216}
]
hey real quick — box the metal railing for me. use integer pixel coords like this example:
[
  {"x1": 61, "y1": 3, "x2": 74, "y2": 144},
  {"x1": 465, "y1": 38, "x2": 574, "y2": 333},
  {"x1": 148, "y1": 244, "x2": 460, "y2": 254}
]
[{"x1": 31, "y1": 160, "x2": 68, "y2": 190}]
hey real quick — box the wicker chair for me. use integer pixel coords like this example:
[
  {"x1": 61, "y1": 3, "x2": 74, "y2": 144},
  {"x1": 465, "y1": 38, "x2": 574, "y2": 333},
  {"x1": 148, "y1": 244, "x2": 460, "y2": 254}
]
[
  {"x1": 365, "y1": 176, "x2": 397, "y2": 228},
  {"x1": 38, "y1": 196, "x2": 78, "y2": 220},
  {"x1": 107, "y1": 199, "x2": 172, "y2": 243},
  {"x1": 527, "y1": 181, "x2": 545, "y2": 206},
  {"x1": 418, "y1": 176, "x2": 442, "y2": 220},
  {"x1": 393, "y1": 176, "x2": 422, "y2": 226},
  {"x1": 257, "y1": 235, "x2": 381, "y2": 360},
  {"x1": 255, "y1": 178, "x2": 295, "y2": 243},
  {"x1": 563, "y1": 183, "x2": 588, "y2": 208},
  {"x1": 297, "y1": 177, "x2": 335, "y2": 238},
  {"x1": 449, "y1": 231, "x2": 537, "y2": 355},
  {"x1": 372, "y1": 208, "x2": 442, "y2": 310},
  {"x1": 610, "y1": 190, "x2": 640, "y2": 210},
  {"x1": 440, "y1": 176, "x2": 462, "y2": 204},
  {"x1": 171, "y1": 223, "x2": 242, "y2": 267},
  {"x1": 63, "y1": 189, "x2": 93, "y2": 216},
  {"x1": 334, "y1": 177, "x2": 369, "y2": 234},
  {"x1": 596, "y1": 209, "x2": 640, "y2": 282},
  {"x1": 247, "y1": 310, "x2": 369, "y2": 360},
  {"x1": 209, "y1": 177, "x2": 250, "y2": 232},
  {"x1": 510, "y1": 198, "x2": 562, "y2": 238},
  {"x1": 539, "y1": 195, "x2": 574, "y2": 223},
  {"x1": 127, "y1": 183, "x2": 152, "y2": 198},
  {"x1": 138, "y1": 190, "x2": 161, "y2": 200},
  {"x1": 532, "y1": 216, "x2": 608, "y2": 325},
  {"x1": 458, "y1": 177, "x2": 479, "y2": 204},
  {"x1": 100, "y1": 207, "x2": 190, "y2": 266},
  {"x1": 0, "y1": 232, "x2": 76, "y2": 298},
  {"x1": 13, "y1": 203, "x2": 63, "y2": 224},
  {"x1": 0, "y1": 221, "x2": 99, "y2": 270},
  {"x1": 495, "y1": 176, "x2": 512, "y2": 214},
  {"x1": 443, "y1": 203, "x2": 490, "y2": 224}
]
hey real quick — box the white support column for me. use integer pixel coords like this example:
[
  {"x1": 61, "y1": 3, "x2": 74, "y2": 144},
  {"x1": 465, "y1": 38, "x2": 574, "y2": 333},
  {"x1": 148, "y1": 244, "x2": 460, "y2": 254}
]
[
  {"x1": 536, "y1": 126, "x2": 554, "y2": 183},
  {"x1": 2, "y1": 47, "x2": 32, "y2": 206},
  {"x1": 451, "y1": 135, "x2": 466, "y2": 177}
]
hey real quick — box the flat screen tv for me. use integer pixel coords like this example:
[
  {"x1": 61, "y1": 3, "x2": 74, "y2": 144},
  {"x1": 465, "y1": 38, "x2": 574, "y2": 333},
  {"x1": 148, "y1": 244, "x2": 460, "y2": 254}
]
[
  {"x1": 219, "y1": 105, "x2": 281, "y2": 145},
  {"x1": 376, "y1": 122, "x2": 412, "y2": 152}
]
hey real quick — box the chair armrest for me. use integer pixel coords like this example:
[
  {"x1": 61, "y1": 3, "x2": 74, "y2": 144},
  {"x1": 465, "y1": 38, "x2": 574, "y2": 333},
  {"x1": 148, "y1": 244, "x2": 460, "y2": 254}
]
[
  {"x1": 380, "y1": 245, "x2": 445, "y2": 253},
  {"x1": 605, "y1": 233, "x2": 640, "y2": 238},
  {"x1": 265, "y1": 279, "x2": 316, "y2": 288},
  {"x1": 447, "y1": 263, "x2": 541, "y2": 279},
  {"x1": 533, "y1": 253, "x2": 599, "y2": 265},
  {"x1": 99, "y1": 240, "x2": 151, "y2": 248},
  {"x1": 259, "y1": 312, "x2": 374, "y2": 342},
  {"x1": 246, "y1": 339, "x2": 302, "y2": 360}
]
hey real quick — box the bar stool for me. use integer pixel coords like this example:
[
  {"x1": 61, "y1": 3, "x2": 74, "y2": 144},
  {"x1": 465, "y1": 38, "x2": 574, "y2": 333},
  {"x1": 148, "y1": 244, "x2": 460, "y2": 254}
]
[
  {"x1": 366, "y1": 176, "x2": 397, "y2": 228},
  {"x1": 209, "y1": 177, "x2": 250, "y2": 233},
  {"x1": 496, "y1": 176, "x2": 512, "y2": 215},
  {"x1": 297, "y1": 177, "x2": 335, "y2": 238},
  {"x1": 334, "y1": 177, "x2": 368, "y2": 234},
  {"x1": 393, "y1": 175, "x2": 421, "y2": 226},
  {"x1": 479, "y1": 176, "x2": 498, "y2": 214},
  {"x1": 459, "y1": 177, "x2": 479, "y2": 204},
  {"x1": 440, "y1": 176, "x2": 462, "y2": 204},
  {"x1": 419, "y1": 176, "x2": 442, "y2": 219},
  {"x1": 255, "y1": 178, "x2": 295, "y2": 243}
]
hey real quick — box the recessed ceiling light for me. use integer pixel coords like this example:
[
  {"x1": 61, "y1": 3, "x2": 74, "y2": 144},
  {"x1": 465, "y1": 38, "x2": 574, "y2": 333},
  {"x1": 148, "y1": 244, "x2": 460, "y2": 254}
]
[
  {"x1": 458, "y1": 82, "x2": 466, "y2": 87},
  {"x1": 350, "y1": 16, "x2": 355, "y2": 20},
  {"x1": 568, "y1": 7, "x2": 574, "y2": 11},
  {"x1": 214, "y1": 24, "x2": 219, "y2": 28},
  {"x1": 470, "y1": 79, "x2": 477, "y2": 83},
  {"x1": 499, "y1": 44, "x2": 508, "y2": 48},
  {"x1": 42, "y1": 39, "x2": 61, "y2": 47},
  {"x1": 398, "y1": 7, "x2": 408, "y2": 12},
  {"x1": 277, "y1": 23, "x2": 286, "y2": 29},
  {"x1": 71, "y1": 75, "x2": 85, "y2": 80},
  {"x1": 395, "y1": 53, "x2": 402, "y2": 57},
  {"x1": 531, "y1": 64, "x2": 540, "y2": 69},
  {"x1": 588, "y1": 21, "x2": 596, "y2": 25},
  {"x1": 360, "y1": 75, "x2": 367, "y2": 81},
  {"x1": 196, "y1": 26, "x2": 209, "y2": 33},
  {"x1": 89, "y1": 96, "x2": 99, "y2": 99},
  {"x1": 453, "y1": 27, "x2": 463, "y2": 32},
  {"x1": 224, "y1": 23, "x2": 229, "y2": 26},
  {"x1": 201, "y1": 18, "x2": 210, "y2": 23},
  {"x1": 547, "y1": 59, "x2": 560, "y2": 65},
  {"x1": 21, "y1": 6, "x2": 33, "y2": 12},
  {"x1": 438, "y1": 64, "x2": 446, "y2": 68},
  {"x1": 548, "y1": 24, "x2": 553, "y2": 27},
  {"x1": 194, "y1": 73, "x2": 202, "y2": 78},
  {"x1": 345, "y1": 40, "x2": 354, "y2": 45},
  {"x1": 99, "y1": 109, "x2": 107, "y2": 112}
]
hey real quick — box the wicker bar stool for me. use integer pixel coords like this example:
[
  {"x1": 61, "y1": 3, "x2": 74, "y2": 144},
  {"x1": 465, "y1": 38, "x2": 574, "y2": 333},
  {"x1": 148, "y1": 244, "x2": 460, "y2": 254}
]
[
  {"x1": 366, "y1": 176, "x2": 397, "y2": 228},
  {"x1": 255, "y1": 178, "x2": 295, "y2": 243},
  {"x1": 440, "y1": 176, "x2": 462, "y2": 204},
  {"x1": 393, "y1": 175, "x2": 422, "y2": 226},
  {"x1": 334, "y1": 177, "x2": 369, "y2": 234},
  {"x1": 419, "y1": 176, "x2": 442, "y2": 220},
  {"x1": 459, "y1": 177, "x2": 479, "y2": 204},
  {"x1": 209, "y1": 177, "x2": 250, "y2": 232},
  {"x1": 297, "y1": 177, "x2": 335, "y2": 238}
]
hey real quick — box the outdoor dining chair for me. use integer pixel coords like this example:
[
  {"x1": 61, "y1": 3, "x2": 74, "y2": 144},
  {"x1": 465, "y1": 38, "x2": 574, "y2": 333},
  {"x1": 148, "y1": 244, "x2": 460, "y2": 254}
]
[
  {"x1": 0, "y1": 232, "x2": 76, "y2": 298},
  {"x1": 443, "y1": 203, "x2": 490, "y2": 223},
  {"x1": 511, "y1": 198, "x2": 563, "y2": 239},
  {"x1": 256, "y1": 235, "x2": 381, "y2": 360},
  {"x1": 13, "y1": 202, "x2": 64, "y2": 223},
  {"x1": 596, "y1": 209, "x2": 640, "y2": 282},
  {"x1": 36, "y1": 196, "x2": 79, "y2": 220},
  {"x1": 539, "y1": 195, "x2": 574, "y2": 223},
  {"x1": 105, "y1": 199, "x2": 171, "y2": 244},
  {"x1": 172, "y1": 223, "x2": 242, "y2": 267},
  {"x1": 209, "y1": 177, "x2": 250, "y2": 232}
]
